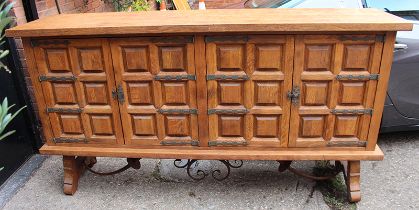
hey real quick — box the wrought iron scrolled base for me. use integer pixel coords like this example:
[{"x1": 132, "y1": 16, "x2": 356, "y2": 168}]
[
  {"x1": 277, "y1": 161, "x2": 344, "y2": 181},
  {"x1": 174, "y1": 159, "x2": 243, "y2": 181},
  {"x1": 85, "y1": 158, "x2": 141, "y2": 176}
]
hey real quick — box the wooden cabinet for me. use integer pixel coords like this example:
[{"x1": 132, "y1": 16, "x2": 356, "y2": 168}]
[{"x1": 7, "y1": 9, "x2": 411, "y2": 201}]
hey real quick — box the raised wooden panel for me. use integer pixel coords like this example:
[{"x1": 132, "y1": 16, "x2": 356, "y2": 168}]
[
  {"x1": 300, "y1": 115, "x2": 325, "y2": 138},
  {"x1": 122, "y1": 47, "x2": 149, "y2": 72},
  {"x1": 334, "y1": 115, "x2": 359, "y2": 137},
  {"x1": 219, "y1": 115, "x2": 243, "y2": 137},
  {"x1": 90, "y1": 115, "x2": 114, "y2": 136},
  {"x1": 132, "y1": 115, "x2": 156, "y2": 136},
  {"x1": 342, "y1": 45, "x2": 371, "y2": 71},
  {"x1": 33, "y1": 39, "x2": 123, "y2": 145},
  {"x1": 302, "y1": 82, "x2": 329, "y2": 106},
  {"x1": 254, "y1": 115, "x2": 279, "y2": 137},
  {"x1": 60, "y1": 114, "x2": 83, "y2": 135},
  {"x1": 255, "y1": 45, "x2": 282, "y2": 71},
  {"x1": 207, "y1": 35, "x2": 293, "y2": 147},
  {"x1": 78, "y1": 48, "x2": 104, "y2": 72},
  {"x1": 84, "y1": 82, "x2": 108, "y2": 105},
  {"x1": 290, "y1": 35, "x2": 384, "y2": 148},
  {"x1": 159, "y1": 46, "x2": 185, "y2": 71},
  {"x1": 110, "y1": 37, "x2": 197, "y2": 145},
  {"x1": 339, "y1": 82, "x2": 366, "y2": 105},
  {"x1": 45, "y1": 48, "x2": 71, "y2": 72},
  {"x1": 218, "y1": 82, "x2": 243, "y2": 105},
  {"x1": 162, "y1": 82, "x2": 188, "y2": 105},
  {"x1": 254, "y1": 81, "x2": 281, "y2": 106},
  {"x1": 52, "y1": 82, "x2": 77, "y2": 105},
  {"x1": 127, "y1": 82, "x2": 154, "y2": 105},
  {"x1": 217, "y1": 44, "x2": 245, "y2": 71},
  {"x1": 304, "y1": 45, "x2": 333, "y2": 71},
  {"x1": 165, "y1": 115, "x2": 190, "y2": 137}
]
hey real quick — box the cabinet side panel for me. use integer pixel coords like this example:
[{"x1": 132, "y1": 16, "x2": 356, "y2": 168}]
[
  {"x1": 22, "y1": 38, "x2": 55, "y2": 145},
  {"x1": 367, "y1": 32, "x2": 397, "y2": 150}
]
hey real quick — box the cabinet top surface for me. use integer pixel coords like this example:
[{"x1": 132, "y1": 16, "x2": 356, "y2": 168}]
[{"x1": 6, "y1": 8, "x2": 412, "y2": 37}]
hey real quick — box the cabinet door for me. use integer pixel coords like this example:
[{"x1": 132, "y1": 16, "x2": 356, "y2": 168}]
[
  {"x1": 206, "y1": 35, "x2": 293, "y2": 147},
  {"x1": 33, "y1": 39, "x2": 123, "y2": 144},
  {"x1": 289, "y1": 35, "x2": 384, "y2": 147},
  {"x1": 110, "y1": 37, "x2": 198, "y2": 146}
]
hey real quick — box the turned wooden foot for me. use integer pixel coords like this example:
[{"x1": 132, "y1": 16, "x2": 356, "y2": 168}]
[
  {"x1": 346, "y1": 160, "x2": 361, "y2": 202},
  {"x1": 63, "y1": 156, "x2": 96, "y2": 195}
]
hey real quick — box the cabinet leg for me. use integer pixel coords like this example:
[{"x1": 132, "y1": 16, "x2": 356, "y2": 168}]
[
  {"x1": 63, "y1": 156, "x2": 95, "y2": 195},
  {"x1": 346, "y1": 160, "x2": 361, "y2": 202}
]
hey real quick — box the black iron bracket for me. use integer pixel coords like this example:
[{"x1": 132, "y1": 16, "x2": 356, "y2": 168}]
[
  {"x1": 206, "y1": 74, "x2": 249, "y2": 81},
  {"x1": 46, "y1": 107, "x2": 83, "y2": 114},
  {"x1": 53, "y1": 137, "x2": 87, "y2": 143},
  {"x1": 161, "y1": 140, "x2": 199, "y2": 146},
  {"x1": 331, "y1": 109, "x2": 373, "y2": 115},
  {"x1": 158, "y1": 109, "x2": 198, "y2": 115},
  {"x1": 39, "y1": 75, "x2": 77, "y2": 82},
  {"x1": 154, "y1": 74, "x2": 196, "y2": 81},
  {"x1": 207, "y1": 109, "x2": 249, "y2": 115},
  {"x1": 336, "y1": 74, "x2": 379, "y2": 80}
]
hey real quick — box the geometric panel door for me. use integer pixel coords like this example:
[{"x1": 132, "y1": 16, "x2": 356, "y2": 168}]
[
  {"x1": 110, "y1": 37, "x2": 198, "y2": 146},
  {"x1": 206, "y1": 35, "x2": 294, "y2": 147},
  {"x1": 289, "y1": 35, "x2": 384, "y2": 147},
  {"x1": 32, "y1": 39, "x2": 124, "y2": 144}
]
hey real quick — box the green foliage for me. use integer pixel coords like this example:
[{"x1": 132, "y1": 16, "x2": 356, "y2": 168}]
[
  {"x1": 0, "y1": 0, "x2": 14, "y2": 73},
  {"x1": 130, "y1": 0, "x2": 150, "y2": 11},
  {"x1": 103, "y1": 0, "x2": 150, "y2": 12},
  {"x1": 0, "y1": 98, "x2": 26, "y2": 141}
]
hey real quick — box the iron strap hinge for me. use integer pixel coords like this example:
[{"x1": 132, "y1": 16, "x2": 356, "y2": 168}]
[
  {"x1": 154, "y1": 75, "x2": 196, "y2": 81},
  {"x1": 208, "y1": 109, "x2": 249, "y2": 115},
  {"x1": 39, "y1": 75, "x2": 77, "y2": 82},
  {"x1": 53, "y1": 137, "x2": 87, "y2": 143},
  {"x1": 112, "y1": 85, "x2": 125, "y2": 104},
  {"x1": 331, "y1": 109, "x2": 373, "y2": 115},
  {"x1": 327, "y1": 141, "x2": 367, "y2": 147},
  {"x1": 157, "y1": 109, "x2": 198, "y2": 115},
  {"x1": 46, "y1": 108, "x2": 83, "y2": 113},
  {"x1": 31, "y1": 39, "x2": 69, "y2": 47},
  {"x1": 336, "y1": 74, "x2": 379, "y2": 80},
  {"x1": 205, "y1": 36, "x2": 248, "y2": 43},
  {"x1": 338, "y1": 35, "x2": 385, "y2": 42},
  {"x1": 208, "y1": 141, "x2": 248, "y2": 146},
  {"x1": 206, "y1": 75, "x2": 249, "y2": 81},
  {"x1": 161, "y1": 140, "x2": 199, "y2": 146}
]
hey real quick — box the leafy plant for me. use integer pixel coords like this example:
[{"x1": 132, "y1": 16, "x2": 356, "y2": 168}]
[
  {"x1": 0, "y1": 98, "x2": 26, "y2": 141},
  {"x1": 130, "y1": 0, "x2": 150, "y2": 11},
  {"x1": 102, "y1": 0, "x2": 150, "y2": 11},
  {"x1": 0, "y1": 0, "x2": 15, "y2": 73}
]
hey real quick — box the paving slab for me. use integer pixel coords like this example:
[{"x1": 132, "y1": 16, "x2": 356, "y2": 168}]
[{"x1": 2, "y1": 132, "x2": 419, "y2": 209}]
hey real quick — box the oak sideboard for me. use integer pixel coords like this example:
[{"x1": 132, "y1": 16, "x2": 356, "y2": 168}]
[{"x1": 6, "y1": 8, "x2": 412, "y2": 202}]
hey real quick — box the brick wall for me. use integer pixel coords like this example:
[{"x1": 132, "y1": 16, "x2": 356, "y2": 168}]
[{"x1": 35, "y1": 0, "x2": 114, "y2": 17}]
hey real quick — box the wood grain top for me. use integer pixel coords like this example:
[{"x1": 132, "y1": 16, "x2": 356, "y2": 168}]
[{"x1": 6, "y1": 8, "x2": 412, "y2": 37}]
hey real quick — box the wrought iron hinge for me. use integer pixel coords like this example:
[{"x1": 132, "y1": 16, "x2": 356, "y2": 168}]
[
  {"x1": 205, "y1": 36, "x2": 248, "y2": 43},
  {"x1": 150, "y1": 36, "x2": 194, "y2": 43},
  {"x1": 208, "y1": 141, "x2": 248, "y2": 146},
  {"x1": 206, "y1": 75, "x2": 249, "y2": 81},
  {"x1": 39, "y1": 75, "x2": 77, "y2": 82},
  {"x1": 157, "y1": 109, "x2": 198, "y2": 115},
  {"x1": 376, "y1": 35, "x2": 386, "y2": 42},
  {"x1": 331, "y1": 109, "x2": 373, "y2": 115},
  {"x1": 53, "y1": 137, "x2": 87, "y2": 143},
  {"x1": 207, "y1": 109, "x2": 249, "y2": 115},
  {"x1": 161, "y1": 140, "x2": 199, "y2": 146},
  {"x1": 287, "y1": 86, "x2": 300, "y2": 105},
  {"x1": 154, "y1": 75, "x2": 196, "y2": 81},
  {"x1": 327, "y1": 141, "x2": 367, "y2": 147},
  {"x1": 46, "y1": 108, "x2": 83, "y2": 113},
  {"x1": 31, "y1": 39, "x2": 69, "y2": 47},
  {"x1": 112, "y1": 85, "x2": 125, "y2": 104},
  {"x1": 336, "y1": 74, "x2": 379, "y2": 80}
]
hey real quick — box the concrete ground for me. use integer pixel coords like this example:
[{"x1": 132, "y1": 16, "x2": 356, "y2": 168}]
[{"x1": 2, "y1": 132, "x2": 419, "y2": 210}]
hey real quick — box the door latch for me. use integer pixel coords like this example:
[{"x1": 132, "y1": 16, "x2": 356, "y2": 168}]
[
  {"x1": 112, "y1": 85, "x2": 125, "y2": 104},
  {"x1": 287, "y1": 86, "x2": 300, "y2": 105}
]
